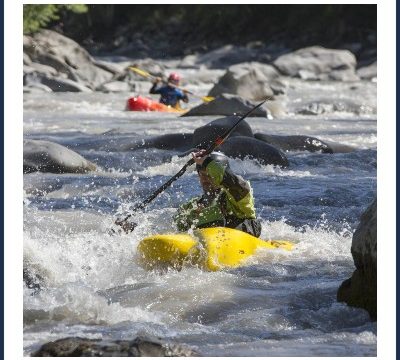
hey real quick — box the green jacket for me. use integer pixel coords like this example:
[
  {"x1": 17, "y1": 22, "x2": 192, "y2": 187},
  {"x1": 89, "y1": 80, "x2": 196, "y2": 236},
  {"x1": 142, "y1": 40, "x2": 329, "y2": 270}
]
[{"x1": 174, "y1": 158, "x2": 256, "y2": 231}]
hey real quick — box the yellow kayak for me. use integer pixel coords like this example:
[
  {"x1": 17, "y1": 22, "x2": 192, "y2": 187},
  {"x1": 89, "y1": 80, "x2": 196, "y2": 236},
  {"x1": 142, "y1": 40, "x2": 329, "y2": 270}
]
[{"x1": 137, "y1": 227, "x2": 294, "y2": 271}]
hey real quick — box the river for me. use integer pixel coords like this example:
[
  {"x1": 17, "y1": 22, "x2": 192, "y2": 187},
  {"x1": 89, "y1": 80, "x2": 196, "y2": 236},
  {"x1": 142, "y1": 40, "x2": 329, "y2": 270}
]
[{"x1": 23, "y1": 79, "x2": 377, "y2": 356}]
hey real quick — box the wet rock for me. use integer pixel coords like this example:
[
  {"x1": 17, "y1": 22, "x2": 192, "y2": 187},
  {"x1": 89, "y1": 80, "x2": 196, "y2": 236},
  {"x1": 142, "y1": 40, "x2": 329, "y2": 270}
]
[
  {"x1": 254, "y1": 133, "x2": 333, "y2": 153},
  {"x1": 192, "y1": 115, "x2": 254, "y2": 149},
  {"x1": 92, "y1": 59, "x2": 124, "y2": 75},
  {"x1": 24, "y1": 139, "x2": 97, "y2": 174},
  {"x1": 31, "y1": 336, "x2": 198, "y2": 357},
  {"x1": 23, "y1": 30, "x2": 113, "y2": 89},
  {"x1": 323, "y1": 141, "x2": 355, "y2": 153},
  {"x1": 182, "y1": 94, "x2": 268, "y2": 117},
  {"x1": 23, "y1": 83, "x2": 53, "y2": 93},
  {"x1": 219, "y1": 136, "x2": 289, "y2": 167},
  {"x1": 208, "y1": 62, "x2": 285, "y2": 100},
  {"x1": 273, "y1": 46, "x2": 359, "y2": 81},
  {"x1": 357, "y1": 61, "x2": 377, "y2": 81},
  {"x1": 24, "y1": 52, "x2": 32, "y2": 65},
  {"x1": 130, "y1": 59, "x2": 165, "y2": 79},
  {"x1": 24, "y1": 62, "x2": 58, "y2": 77},
  {"x1": 121, "y1": 133, "x2": 194, "y2": 151},
  {"x1": 32, "y1": 75, "x2": 92, "y2": 92},
  {"x1": 337, "y1": 198, "x2": 377, "y2": 320}
]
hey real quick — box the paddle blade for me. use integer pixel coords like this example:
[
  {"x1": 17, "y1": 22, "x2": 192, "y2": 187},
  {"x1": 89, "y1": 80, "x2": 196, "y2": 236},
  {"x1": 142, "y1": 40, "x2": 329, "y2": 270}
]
[
  {"x1": 129, "y1": 66, "x2": 151, "y2": 78},
  {"x1": 201, "y1": 96, "x2": 215, "y2": 102}
]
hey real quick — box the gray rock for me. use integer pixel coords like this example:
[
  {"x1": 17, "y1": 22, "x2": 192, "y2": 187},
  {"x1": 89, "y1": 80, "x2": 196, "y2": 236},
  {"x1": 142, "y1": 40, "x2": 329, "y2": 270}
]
[
  {"x1": 182, "y1": 94, "x2": 268, "y2": 117},
  {"x1": 92, "y1": 59, "x2": 123, "y2": 75},
  {"x1": 274, "y1": 46, "x2": 359, "y2": 81},
  {"x1": 337, "y1": 198, "x2": 377, "y2": 320},
  {"x1": 23, "y1": 52, "x2": 32, "y2": 65},
  {"x1": 23, "y1": 83, "x2": 53, "y2": 93},
  {"x1": 208, "y1": 62, "x2": 283, "y2": 100},
  {"x1": 254, "y1": 133, "x2": 333, "y2": 153},
  {"x1": 31, "y1": 336, "x2": 198, "y2": 357},
  {"x1": 357, "y1": 61, "x2": 377, "y2": 80},
  {"x1": 24, "y1": 139, "x2": 97, "y2": 173},
  {"x1": 38, "y1": 76, "x2": 92, "y2": 92},
  {"x1": 24, "y1": 30, "x2": 114, "y2": 89},
  {"x1": 219, "y1": 136, "x2": 289, "y2": 167},
  {"x1": 121, "y1": 133, "x2": 194, "y2": 152},
  {"x1": 192, "y1": 115, "x2": 254, "y2": 149},
  {"x1": 35, "y1": 52, "x2": 81, "y2": 81},
  {"x1": 323, "y1": 140, "x2": 355, "y2": 153},
  {"x1": 24, "y1": 62, "x2": 58, "y2": 77},
  {"x1": 130, "y1": 59, "x2": 165, "y2": 79}
]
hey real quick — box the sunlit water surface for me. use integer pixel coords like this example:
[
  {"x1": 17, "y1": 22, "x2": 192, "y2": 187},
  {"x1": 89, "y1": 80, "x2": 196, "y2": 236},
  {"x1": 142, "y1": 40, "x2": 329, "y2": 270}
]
[{"x1": 23, "y1": 85, "x2": 376, "y2": 356}]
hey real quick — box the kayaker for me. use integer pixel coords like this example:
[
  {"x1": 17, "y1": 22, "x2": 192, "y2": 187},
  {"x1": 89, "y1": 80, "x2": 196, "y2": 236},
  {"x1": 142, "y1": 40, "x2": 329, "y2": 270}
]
[
  {"x1": 149, "y1": 72, "x2": 189, "y2": 109},
  {"x1": 174, "y1": 150, "x2": 262, "y2": 237}
]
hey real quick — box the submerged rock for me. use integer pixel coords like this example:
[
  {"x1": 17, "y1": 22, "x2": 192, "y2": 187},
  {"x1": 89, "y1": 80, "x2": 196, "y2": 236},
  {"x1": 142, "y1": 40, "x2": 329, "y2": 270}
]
[
  {"x1": 182, "y1": 94, "x2": 268, "y2": 117},
  {"x1": 31, "y1": 336, "x2": 198, "y2": 357},
  {"x1": 337, "y1": 198, "x2": 377, "y2": 320},
  {"x1": 24, "y1": 139, "x2": 97, "y2": 174}
]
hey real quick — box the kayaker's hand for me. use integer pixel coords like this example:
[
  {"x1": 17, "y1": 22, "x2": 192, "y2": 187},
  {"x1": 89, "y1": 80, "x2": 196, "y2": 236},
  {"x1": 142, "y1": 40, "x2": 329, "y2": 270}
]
[
  {"x1": 153, "y1": 77, "x2": 162, "y2": 84},
  {"x1": 192, "y1": 149, "x2": 208, "y2": 166}
]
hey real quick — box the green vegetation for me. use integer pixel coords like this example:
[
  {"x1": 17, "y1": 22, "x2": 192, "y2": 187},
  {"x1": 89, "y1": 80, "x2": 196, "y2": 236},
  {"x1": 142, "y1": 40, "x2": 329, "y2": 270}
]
[{"x1": 23, "y1": 4, "x2": 88, "y2": 34}]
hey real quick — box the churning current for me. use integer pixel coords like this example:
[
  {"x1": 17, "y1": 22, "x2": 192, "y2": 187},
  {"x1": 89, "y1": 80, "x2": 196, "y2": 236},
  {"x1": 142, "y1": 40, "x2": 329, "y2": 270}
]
[{"x1": 23, "y1": 82, "x2": 376, "y2": 356}]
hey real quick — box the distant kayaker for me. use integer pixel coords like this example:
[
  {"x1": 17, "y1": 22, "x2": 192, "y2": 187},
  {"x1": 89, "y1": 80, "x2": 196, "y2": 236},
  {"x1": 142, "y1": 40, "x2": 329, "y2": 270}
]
[
  {"x1": 174, "y1": 149, "x2": 262, "y2": 237},
  {"x1": 149, "y1": 72, "x2": 189, "y2": 109}
]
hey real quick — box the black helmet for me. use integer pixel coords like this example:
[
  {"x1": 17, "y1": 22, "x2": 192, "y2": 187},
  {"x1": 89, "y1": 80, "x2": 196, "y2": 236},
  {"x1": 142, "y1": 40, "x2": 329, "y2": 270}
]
[{"x1": 196, "y1": 151, "x2": 230, "y2": 171}]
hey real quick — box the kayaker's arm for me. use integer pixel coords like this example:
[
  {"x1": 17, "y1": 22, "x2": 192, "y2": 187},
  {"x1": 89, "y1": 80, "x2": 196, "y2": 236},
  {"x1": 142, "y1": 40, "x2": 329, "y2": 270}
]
[
  {"x1": 181, "y1": 90, "x2": 189, "y2": 103},
  {"x1": 149, "y1": 78, "x2": 163, "y2": 94}
]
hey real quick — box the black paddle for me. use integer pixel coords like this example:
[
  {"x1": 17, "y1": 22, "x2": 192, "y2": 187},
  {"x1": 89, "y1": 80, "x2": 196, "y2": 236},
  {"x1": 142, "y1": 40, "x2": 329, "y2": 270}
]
[{"x1": 113, "y1": 99, "x2": 267, "y2": 233}]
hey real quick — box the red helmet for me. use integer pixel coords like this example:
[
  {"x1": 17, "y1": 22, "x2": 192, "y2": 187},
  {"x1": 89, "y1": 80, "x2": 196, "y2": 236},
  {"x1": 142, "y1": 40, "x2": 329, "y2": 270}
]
[{"x1": 168, "y1": 72, "x2": 181, "y2": 83}]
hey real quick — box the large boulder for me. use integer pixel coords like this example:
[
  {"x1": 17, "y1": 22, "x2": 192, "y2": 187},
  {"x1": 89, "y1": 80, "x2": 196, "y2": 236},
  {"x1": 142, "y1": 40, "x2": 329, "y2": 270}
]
[
  {"x1": 219, "y1": 136, "x2": 289, "y2": 167},
  {"x1": 24, "y1": 139, "x2": 97, "y2": 174},
  {"x1": 121, "y1": 133, "x2": 194, "y2": 152},
  {"x1": 273, "y1": 46, "x2": 359, "y2": 81},
  {"x1": 192, "y1": 116, "x2": 254, "y2": 149},
  {"x1": 357, "y1": 61, "x2": 377, "y2": 81},
  {"x1": 337, "y1": 198, "x2": 377, "y2": 320},
  {"x1": 25, "y1": 75, "x2": 92, "y2": 92},
  {"x1": 23, "y1": 62, "x2": 58, "y2": 77},
  {"x1": 23, "y1": 30, "x2": 113, "y2": 89},
  {"x1": 182, "y1": 94, "x2": 268, "y2": 117},
  {"x1": 31, "y1": 336, "x2": 198, "y2": 357},
  {"x1": 208, "y1": 62, "x2": 285, "y2": 100},
  {"x1": 254, "y1": 133, "x2": 333, "y2": 153}
]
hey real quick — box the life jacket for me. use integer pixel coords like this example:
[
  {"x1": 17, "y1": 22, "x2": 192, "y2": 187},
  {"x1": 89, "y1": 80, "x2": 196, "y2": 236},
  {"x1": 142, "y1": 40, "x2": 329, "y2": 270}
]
[
  {"x1": 174, "y1": 158, "x2": 261, "y2": 237},
  {"x1": 150, "y1": 84, "x2": 186, "y2": 108}
]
